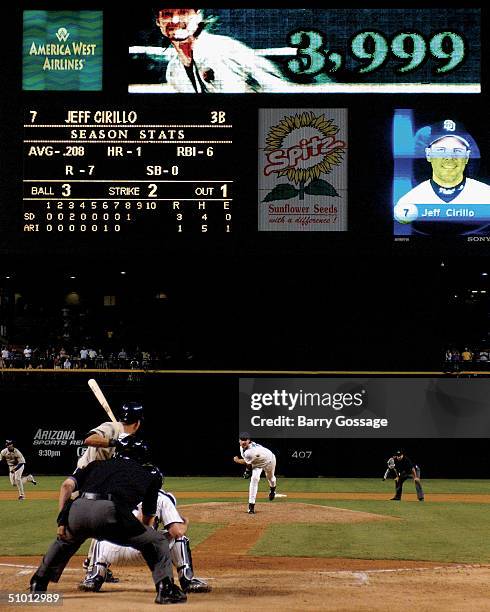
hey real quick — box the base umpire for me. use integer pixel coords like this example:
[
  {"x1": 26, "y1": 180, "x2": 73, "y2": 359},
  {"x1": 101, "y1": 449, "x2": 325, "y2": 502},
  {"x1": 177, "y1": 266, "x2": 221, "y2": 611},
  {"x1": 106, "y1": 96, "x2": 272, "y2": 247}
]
[
  {"x1": 390, "y1": 449, "x2": 425, "y2": 502},
  {"x1": 29, "y1": 436, "x2": 186, "y2": 605}
]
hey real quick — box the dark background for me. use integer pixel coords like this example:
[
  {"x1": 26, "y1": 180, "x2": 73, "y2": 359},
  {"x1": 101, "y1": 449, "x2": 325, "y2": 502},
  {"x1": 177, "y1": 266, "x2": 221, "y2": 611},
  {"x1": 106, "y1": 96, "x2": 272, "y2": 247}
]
[{"x1": 1, "y1": 4, "x2": 489, "y2": 479}]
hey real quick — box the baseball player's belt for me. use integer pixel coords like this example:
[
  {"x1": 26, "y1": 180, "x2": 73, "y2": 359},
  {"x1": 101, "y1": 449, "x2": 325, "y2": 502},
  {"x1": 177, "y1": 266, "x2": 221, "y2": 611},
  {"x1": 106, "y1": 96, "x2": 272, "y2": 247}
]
[{"x1": 80, "y1": 492, "x2": 114, "y2": 501}]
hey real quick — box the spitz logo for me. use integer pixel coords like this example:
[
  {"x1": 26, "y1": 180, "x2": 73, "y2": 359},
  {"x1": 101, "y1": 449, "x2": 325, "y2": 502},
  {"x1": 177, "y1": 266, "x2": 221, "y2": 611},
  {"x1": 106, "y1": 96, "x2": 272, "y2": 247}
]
[{"x1": 263, "y1": 111, "x2": 346, "y2": 202}]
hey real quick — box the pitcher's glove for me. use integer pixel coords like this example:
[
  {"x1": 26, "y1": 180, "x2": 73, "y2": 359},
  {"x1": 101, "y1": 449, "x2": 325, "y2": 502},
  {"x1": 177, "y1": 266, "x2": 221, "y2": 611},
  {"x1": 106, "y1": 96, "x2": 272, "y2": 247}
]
[{"x1": 243, "y1": 469, "x2": 252, "y2": 479}]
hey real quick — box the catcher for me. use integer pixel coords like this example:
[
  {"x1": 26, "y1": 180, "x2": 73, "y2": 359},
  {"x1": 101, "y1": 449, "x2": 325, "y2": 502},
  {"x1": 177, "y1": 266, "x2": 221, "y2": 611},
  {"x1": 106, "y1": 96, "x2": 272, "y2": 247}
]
[{"x1": 80, "y1": 484, "x2": 211, "y2": 594}]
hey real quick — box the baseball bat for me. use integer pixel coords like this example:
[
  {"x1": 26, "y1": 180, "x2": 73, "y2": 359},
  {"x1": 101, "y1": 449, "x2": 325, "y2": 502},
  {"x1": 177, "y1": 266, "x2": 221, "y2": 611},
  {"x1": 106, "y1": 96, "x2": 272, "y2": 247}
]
[{"x1": 88, "y1": 379, "x2": 117, "y2": 423}]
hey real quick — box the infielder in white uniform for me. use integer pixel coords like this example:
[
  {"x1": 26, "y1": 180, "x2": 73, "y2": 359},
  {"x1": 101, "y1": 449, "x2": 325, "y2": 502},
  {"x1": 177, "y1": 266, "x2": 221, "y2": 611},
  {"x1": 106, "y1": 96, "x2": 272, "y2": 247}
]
[
  {"x1": 80, "y1": 487, "x2": 210, "y2": 593},
  {"x1": 0, "y1": 440, "x2": 37, "y2": 500},
  {"x1": 154, "y1": 8, "x2": 324, "y2": 93},
  {"x1": 396, "y1": 119, "x2": 490, "y2": 211},
  {"x1": 233, "y1": 432, "x2": 277, "y2": 514}
]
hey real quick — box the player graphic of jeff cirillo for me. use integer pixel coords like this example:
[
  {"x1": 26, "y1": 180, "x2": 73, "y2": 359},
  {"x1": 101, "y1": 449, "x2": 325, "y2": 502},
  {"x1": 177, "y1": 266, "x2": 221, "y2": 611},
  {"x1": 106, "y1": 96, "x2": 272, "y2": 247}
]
[{"x1": 394, "y1": 119, "x2": 490, "y2": 227}]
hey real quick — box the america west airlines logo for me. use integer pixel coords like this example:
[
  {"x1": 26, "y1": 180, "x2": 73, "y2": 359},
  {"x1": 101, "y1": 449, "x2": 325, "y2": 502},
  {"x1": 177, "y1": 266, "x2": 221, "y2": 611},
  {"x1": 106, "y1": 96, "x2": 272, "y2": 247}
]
[
  {"x1": 262, "y1": 112, "x2": 346, "y2": 202},
  {"x1": 23, "y1": 11, "x2": 102, "y2": 90},
  {"x1": 28, "y1": 24, "x2": 97, "y2": 70}
]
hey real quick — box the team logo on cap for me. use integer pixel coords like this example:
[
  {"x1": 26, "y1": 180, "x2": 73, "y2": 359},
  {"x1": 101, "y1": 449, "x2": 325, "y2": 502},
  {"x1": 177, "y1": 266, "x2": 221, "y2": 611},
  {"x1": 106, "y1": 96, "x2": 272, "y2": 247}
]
[{"x1": 443, "y1": 119, "x2": 456, "y2": 132}]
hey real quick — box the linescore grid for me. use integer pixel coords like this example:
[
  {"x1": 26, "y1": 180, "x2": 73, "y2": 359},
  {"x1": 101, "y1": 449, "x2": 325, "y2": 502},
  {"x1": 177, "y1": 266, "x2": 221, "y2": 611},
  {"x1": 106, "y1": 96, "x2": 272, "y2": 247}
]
[{"x1": 23, "y1": 108, "x2": 233, "y2": 234}]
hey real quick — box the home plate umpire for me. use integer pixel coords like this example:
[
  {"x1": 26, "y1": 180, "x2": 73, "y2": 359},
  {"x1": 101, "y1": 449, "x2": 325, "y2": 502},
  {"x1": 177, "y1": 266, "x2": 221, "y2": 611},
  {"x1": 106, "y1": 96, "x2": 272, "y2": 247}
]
[{"x1": 29, "y1": 436, "x2": 187, "y2": 605}]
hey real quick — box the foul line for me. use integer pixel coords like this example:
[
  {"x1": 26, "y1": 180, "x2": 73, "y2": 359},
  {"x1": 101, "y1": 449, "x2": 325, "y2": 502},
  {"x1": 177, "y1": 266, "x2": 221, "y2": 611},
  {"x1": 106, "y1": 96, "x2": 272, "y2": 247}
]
[
  {"x1": 319, "y1": 563, "x2": 487, "y2": 578},
  {"x1": 0, "y1": 563, "x2": 81, "y2": 573}
]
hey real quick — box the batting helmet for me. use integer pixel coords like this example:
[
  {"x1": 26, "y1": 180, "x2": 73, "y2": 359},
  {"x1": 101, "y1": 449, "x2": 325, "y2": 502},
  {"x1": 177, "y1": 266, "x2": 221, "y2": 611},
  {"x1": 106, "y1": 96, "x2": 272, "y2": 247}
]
[
  {"x1": 114, "y1": 435, "x2": 149, "y2": 463},
  {"x1": 143, "y1": 462, "x2": 163, "y2": 479},
  {"x1": 119, "y1": 401, "x2": 144, "y2": 424}
]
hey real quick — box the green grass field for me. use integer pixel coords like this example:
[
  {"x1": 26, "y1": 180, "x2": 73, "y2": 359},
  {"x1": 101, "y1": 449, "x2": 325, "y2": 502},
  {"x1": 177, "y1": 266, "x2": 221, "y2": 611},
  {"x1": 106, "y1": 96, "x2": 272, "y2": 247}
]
[
  {"x1": 3, "y1": 476, "x2": 490, "y2": 493},
  {"x1": 1, "y1": 477, "x2": 489, "y2": 563}
]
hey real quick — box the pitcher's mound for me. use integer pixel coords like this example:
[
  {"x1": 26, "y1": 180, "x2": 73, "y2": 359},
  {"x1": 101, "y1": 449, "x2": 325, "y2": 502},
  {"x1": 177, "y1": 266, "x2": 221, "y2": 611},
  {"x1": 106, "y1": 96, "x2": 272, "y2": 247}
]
[{"x1": 180, "y1": 502, "x2": 396, "y2": 524}]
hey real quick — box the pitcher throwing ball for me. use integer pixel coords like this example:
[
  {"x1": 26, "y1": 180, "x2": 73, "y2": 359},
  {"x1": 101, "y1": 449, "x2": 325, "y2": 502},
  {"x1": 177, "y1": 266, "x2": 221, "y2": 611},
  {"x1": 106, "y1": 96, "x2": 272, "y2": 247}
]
[{"x1": 233, "y1": 433, "x2": 277, "y2": 514}]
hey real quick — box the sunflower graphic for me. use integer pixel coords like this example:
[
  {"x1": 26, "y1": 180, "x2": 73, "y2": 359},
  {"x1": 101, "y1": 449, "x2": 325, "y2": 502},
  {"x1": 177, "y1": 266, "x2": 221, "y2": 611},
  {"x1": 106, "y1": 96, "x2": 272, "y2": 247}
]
[{"x1": 263, "y1": 111, "x2": 346, "y2": 202}]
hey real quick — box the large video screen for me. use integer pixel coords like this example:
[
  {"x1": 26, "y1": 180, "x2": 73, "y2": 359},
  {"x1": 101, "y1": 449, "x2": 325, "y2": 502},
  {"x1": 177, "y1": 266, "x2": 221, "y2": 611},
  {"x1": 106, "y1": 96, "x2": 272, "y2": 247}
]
[{"x1": 393, "y1": 109, "x2": 490, "y2": 242}]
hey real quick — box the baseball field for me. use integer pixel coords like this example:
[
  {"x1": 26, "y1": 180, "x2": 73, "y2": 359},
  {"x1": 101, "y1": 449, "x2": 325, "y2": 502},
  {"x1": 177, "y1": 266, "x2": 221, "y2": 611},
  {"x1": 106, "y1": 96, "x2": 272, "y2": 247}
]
[{"x1": 1, "y1": 476, "x2": 490, "y2": 611}]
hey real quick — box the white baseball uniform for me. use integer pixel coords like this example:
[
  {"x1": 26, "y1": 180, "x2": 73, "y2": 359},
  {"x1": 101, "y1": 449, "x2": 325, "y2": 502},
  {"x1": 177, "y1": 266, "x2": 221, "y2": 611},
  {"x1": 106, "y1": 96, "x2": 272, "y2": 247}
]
[
  {"x1": 396, "y1": 178, "x2": 490, "y2": 206},
  {"x1": 166, "y1": 31, "x2": 302, "y2": 93},
  {"x1": 240, "y1": 442, "x2": 277, "y2": 504},
  {"x1": 90, "y1": 490, "x2": 183, "y2": 567},
  {"x1": 0, "y1": 446, "x2": 35, "y2": 497},
  {"x1": 76, "y1": 421, "x2": 125, "y2": 469}
]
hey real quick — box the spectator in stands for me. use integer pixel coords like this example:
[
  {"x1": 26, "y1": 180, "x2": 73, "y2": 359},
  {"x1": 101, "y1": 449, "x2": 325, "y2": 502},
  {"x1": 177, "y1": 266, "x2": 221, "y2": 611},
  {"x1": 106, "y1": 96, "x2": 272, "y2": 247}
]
[
  {"x1": 141, "y1": 350, "x2": 150, "y2": 369},
  {"x1": 1, "y1": 346, "x2": 10, "y2": 368},
  {"x1": 118, "y1": 348, "x2": 128, "y2": 367},
  {"x1": 478, "y1": 349, "x2": 489, "y2": 363},
  {"x1": 80, "y1": 347, "x2": 89, "y2": 367},
  {"x1": 461, "y1": 347, "x2": 473, "y2": 371},
  {"x1": 443, "y1": 348, "x2": 453, "y2": 373},
  {"x1": 451, "y1": 349, "x2": 461, "y2": 372},
  {"x1": 63, "y1": 357, "x2": 72, "y2": 369}
]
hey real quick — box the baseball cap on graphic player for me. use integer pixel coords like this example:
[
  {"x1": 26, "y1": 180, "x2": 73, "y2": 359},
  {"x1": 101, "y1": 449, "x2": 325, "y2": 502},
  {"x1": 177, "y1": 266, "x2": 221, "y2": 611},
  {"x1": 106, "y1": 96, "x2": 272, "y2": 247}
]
[
  {"x1": 394, "y1": 449, "x2": 404, "y2": 456},
  {"x1": 414, "y1": 119, "x2": 473, "y2": 156},
  {"x1": 239, "y1": 432, "x2": 251, "y2": 440}
]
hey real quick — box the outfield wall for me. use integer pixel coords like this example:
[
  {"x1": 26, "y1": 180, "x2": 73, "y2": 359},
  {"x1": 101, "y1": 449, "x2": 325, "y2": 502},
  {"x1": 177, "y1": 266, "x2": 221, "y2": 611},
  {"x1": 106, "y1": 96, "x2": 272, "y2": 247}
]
[{"x1": 1, "y1": 371, "x2": 489, "y2": 478}]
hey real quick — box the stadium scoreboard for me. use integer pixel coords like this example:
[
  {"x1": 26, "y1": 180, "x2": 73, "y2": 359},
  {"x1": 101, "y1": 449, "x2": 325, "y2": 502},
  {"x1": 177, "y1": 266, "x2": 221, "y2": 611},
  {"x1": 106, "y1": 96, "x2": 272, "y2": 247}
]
[
  {"x1": 0, "y1": 6, "x2": 486, "y2": 249},
  {"x1": 23, "y1": 108, "x2": 234, "y2": 234}
]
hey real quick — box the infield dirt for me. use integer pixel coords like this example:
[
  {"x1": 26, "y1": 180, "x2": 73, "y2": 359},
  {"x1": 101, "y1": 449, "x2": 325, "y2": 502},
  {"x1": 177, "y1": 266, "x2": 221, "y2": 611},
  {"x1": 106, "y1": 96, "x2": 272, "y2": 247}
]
[{"x1": 2, "y1": 500, "x2": 489, "y2": 610}]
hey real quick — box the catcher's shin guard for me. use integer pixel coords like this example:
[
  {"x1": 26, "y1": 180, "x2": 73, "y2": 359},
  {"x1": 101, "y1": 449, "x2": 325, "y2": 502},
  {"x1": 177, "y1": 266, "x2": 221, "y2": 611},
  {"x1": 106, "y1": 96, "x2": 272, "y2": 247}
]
[
  {"x1": 171, "y1": 536, "x2": 194, "y2": 582},
  {"x1": 79, "y1": 562, "x2": 107, "y2": 592}
]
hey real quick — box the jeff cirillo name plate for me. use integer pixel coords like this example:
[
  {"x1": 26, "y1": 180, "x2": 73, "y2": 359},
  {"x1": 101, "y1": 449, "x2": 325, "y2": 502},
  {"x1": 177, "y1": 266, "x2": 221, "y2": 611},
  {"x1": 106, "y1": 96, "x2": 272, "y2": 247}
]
[{"x1": 23, "y1": 108, "x2": 233, "y2": 234}]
